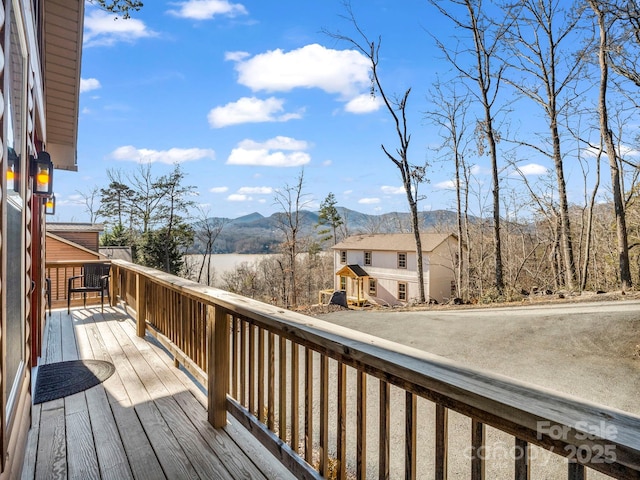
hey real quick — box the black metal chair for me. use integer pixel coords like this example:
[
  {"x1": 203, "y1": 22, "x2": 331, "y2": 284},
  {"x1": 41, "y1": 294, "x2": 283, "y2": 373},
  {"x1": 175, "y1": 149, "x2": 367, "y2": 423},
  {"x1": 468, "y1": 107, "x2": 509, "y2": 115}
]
[
  {"x1": 45, "y1": 277, "x2": 51, "y2": 317},
  {"x1": 67, "y1": 263, "x2": 111, "y2": 313}
]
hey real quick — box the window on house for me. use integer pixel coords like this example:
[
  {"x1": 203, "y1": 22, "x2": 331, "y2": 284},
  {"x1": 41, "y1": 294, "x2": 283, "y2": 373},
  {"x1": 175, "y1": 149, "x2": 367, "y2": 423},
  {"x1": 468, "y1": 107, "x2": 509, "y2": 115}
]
[
  {"x1": 398, "y1": 282, "x2": 407, "y2": 301},
  {"x1": 340, "y1": 250, "x2": 347, "y2": 264},
  {"x1": 364, "y1": 251, "x2": 372, "y2": 266},
  {"x1": 340, "y1": 276, "x2": 347, "y2": 291},
  {"x1": 397, "y1": 252, "x2": 407, "y2": 269},
  {"x1": 369, "y1": 278, "x2": 377, "y2": 296}
]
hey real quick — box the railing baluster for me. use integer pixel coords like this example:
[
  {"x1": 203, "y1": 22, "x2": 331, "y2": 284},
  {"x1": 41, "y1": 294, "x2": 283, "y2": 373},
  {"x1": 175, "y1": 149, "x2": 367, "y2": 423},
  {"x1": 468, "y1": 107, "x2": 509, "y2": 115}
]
[
  {"x1": 231, "y1": 316, "x2": 238, "y2": 399},
  {"x1": 279, "y1": 336, "x2": 287, "y2": 442},
  {"x1": 337, "y1": 362, "x2": 347, "y2": 480},
  {"x1": 380, "y1": 380, "x2": 390, "y2": 480},
  {"x1": 257, "y1": 327, "x2": 265, "y2": 423},
  {"x1": 567, "y1": 461, "x2": 585, "y2": 480},
  {"x1": 291, "y1": 342, "x2": 299, "y2": 453},
  {"x1": 240, "y1": 319, "x2": 247, "y2": 406},
  {"x1": 515, "y1": 438, "x2": 530, "y2": 480},
  {"x1": 319, "y1": 355, "x2": 329, "y2": 477},
  {"x1": 268, "y1": 332, "x2": 275, "y2": 430},
  {"x1": 435, "y1": 404, "x2": 448, "y2": 480},
  {"x1": 406, "y1": 392, "x2": 417, "y2": 480},
  {"x1": 357, "y1": 370, "x2": 367, "y2": 480},
  {"x1": 248, "y1": 323, "x2": 255, "y2": 415},
  {"x1": 304, "y1": 348, "x2": 313, "y2": 465},
  {"x1": 471, "y1": 420, "x2": 485, "y2": 480}
]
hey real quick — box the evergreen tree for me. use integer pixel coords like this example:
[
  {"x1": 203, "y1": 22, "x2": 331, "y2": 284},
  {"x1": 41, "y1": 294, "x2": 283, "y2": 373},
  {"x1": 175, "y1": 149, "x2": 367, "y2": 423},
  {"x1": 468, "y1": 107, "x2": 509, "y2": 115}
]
[{"x1": 316, "y1": 192, "x2": 343, "y2": 245}]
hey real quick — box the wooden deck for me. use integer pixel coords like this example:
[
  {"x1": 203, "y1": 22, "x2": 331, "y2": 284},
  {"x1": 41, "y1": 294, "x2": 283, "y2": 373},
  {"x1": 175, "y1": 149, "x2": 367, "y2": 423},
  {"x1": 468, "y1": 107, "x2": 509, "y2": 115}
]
[{"x1": 21, "y1": 306, "x2": 296, "y2": 480}]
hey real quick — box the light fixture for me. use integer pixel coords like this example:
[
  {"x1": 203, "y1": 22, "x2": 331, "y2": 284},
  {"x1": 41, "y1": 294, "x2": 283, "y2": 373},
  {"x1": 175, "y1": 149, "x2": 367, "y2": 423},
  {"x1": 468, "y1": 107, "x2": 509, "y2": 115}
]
[
  {"x1": 30, "y1": 151, "x2": 53, "y2": 196},
  {"x1": 7, "y1": 147, "x2": 19, "y2": 192},
  {"x1": 44, "y1": 194, "x2": 56, "y2": 215}
]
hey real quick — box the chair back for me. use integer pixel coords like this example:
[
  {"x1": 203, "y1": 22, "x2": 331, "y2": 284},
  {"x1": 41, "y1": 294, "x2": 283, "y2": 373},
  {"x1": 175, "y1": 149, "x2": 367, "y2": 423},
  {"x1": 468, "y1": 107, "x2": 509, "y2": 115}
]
[{"x1": 83, "y1": 263, "x2": 111, "y2": 288}]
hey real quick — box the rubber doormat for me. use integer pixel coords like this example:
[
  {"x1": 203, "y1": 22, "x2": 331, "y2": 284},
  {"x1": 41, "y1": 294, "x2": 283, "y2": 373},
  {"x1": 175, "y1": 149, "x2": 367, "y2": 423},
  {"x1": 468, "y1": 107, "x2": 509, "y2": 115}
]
[{"x1": 33, "y1": 360, "x2": 115, "y2": 404}]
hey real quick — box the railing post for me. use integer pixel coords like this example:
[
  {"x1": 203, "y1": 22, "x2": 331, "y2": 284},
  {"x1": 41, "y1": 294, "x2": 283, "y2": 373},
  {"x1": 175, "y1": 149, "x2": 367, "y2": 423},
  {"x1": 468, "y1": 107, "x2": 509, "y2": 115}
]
[
  {"x1": 136, "y1": 274, "x2": 146, "y2": 338},
  {"x1": 208, "y1": 305, "x2": 230, "y2": 428},
  {"x1": 110, "y1": 263, "x2": 118, "y2": 307}
]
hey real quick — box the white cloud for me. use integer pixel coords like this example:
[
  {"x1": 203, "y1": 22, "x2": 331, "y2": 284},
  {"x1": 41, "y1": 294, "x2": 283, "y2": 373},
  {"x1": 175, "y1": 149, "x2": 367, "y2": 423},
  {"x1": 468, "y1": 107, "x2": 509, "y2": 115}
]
[
  {"x1": 358, "y1": 197, "x2": 381, "y2": 204},
  {"x1": 167, "y1": 0, "x2": 247, "y2": 19},
  {"x1": 345, "y1": 94, "x2": 382, "y2": 113},
  {"x1": 435, "y1": 180, "x2": 455, "y2": 190},
  {"x1": 226, "y1": 136, "x2": 311, "y2": 167},
  {"x1": 238, "y1": 136, "x2": 309, "y2": 151},
  {"x1": 225, "y1": 51, "x2": 250, "y2": 62},
  {"x1": 208, "y1": 97, "x2": 301, "y2": 128},
  {"x1": 228, "y1": 193, "x2": 250, "y2": 201},
  {"x1": 511, "y1": 163, "x2": 548, "y2": 176},
  {"x1": 229, "y1": 44, "x2": 371, "y2": 108},
  {"x1": 584, "y1": 144, "x2": 640, "y2": 158},
  {"x1": 84, "y1": 10, "x2": 156, "y2": 47},
  {"x1": 227, "y1": 149, "x2": 310, "y2": 167},
  {"x1": 237, "y1": 186, "x2": 273, "y2": 194},
  {"x1": 322, "y1": 160, "x2": 332, "y2": 166},
  {"x1": 209, "y1": 186, "x2": 229, "y2": 193},
  {"x1": 110, "y1": 145, "x2": 215, "y2": 164},
  {"x1": 80, "y1": 78, "x2": 101, "y2": 93},
  {"x1": 381, "y1": 185, "x2": 405, "y2": 195}
]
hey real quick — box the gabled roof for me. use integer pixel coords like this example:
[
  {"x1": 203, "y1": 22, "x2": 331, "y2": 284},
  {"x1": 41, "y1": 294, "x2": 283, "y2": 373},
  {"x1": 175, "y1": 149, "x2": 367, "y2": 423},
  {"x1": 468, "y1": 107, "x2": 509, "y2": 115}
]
[
  {"x1": 333, "y1": 233, "x2": 455, "y2": 253},
  {"x1": 336, "y1": 264, "x2": 369, "y2": 278},
  {"x1": 46, "y1": 232, "x2": 106, "y2": 259}
]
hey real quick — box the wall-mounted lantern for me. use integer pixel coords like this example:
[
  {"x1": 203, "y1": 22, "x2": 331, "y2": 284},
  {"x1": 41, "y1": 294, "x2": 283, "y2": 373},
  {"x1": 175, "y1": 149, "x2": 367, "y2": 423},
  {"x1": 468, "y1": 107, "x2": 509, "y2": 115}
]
[
  {"x1": 31, "y1": 151, "x2": 53, "y2": 196},
  {"x1": 7, "y1": 147, "x2": 19, "y2": 192},
  {"x1": 44, "y1": 194, "x2": 56, "y2": 215}
]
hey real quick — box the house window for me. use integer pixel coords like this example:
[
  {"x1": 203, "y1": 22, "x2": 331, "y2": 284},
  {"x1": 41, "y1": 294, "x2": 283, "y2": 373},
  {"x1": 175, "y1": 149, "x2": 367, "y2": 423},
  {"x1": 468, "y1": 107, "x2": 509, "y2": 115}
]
[
  {"x1": 6, "y1": 3, "x2": 27, "y2": 416},
  {"x1": 369, "y1": 278, "x2": 377, "y2": 296},
  {"x1": 340, "y1": 250, "x2": 347, "y2": 264},
  {"x1": 340, "y1": 276, "x2": 347, "y2": 291},
  {"x1": 398, "y1": 282, "x2": 407, "y2": 301},
  {"x1": 397, "y1": 252, "x2": 407, "y2": 269},
  {"x1": 364, "y1": 251, "x2": 372, "y2": 266}
]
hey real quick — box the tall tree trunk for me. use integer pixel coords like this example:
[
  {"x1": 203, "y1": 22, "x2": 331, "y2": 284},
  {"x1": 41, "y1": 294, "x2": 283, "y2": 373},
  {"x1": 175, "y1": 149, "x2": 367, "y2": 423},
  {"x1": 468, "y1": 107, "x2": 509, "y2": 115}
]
[{"x1": 589, "y1": 0, "x2": 633, "y2": 289}]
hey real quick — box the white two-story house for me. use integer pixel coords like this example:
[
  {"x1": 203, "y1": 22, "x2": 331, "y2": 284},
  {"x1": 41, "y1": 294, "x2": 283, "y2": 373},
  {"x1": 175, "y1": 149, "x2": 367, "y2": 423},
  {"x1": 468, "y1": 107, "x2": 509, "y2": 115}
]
[{"x1": 332, "y1": 233, "x2": 459, "y2": 305}]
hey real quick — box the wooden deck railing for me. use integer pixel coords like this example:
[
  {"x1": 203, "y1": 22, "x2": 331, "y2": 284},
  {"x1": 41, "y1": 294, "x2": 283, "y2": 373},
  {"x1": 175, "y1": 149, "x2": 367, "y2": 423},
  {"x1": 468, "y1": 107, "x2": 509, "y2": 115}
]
[{"x1": 109, "y1": 259, "x2": 640, "y2": 480}]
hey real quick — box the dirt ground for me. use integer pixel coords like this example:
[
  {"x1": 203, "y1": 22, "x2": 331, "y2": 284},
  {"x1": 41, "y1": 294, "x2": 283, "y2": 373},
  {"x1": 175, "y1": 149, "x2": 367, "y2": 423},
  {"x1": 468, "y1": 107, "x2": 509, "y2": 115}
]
[{"x1": 309, "y1": 296, "x2": 640, "y2": 479}]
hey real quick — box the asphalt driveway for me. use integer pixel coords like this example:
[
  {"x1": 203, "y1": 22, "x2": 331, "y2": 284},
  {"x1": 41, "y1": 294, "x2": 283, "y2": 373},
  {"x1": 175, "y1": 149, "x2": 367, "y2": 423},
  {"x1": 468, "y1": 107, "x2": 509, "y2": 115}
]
[{"x1": 318, "y1": 300, "x2": 640, "y2": 414}]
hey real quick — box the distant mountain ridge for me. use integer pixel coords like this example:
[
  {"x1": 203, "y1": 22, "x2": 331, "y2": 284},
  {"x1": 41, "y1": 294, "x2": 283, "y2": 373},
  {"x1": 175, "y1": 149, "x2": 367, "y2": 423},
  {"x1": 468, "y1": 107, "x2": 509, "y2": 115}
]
[{"x1": 190, "y1": 208, "x2": 459, "y2": 254}]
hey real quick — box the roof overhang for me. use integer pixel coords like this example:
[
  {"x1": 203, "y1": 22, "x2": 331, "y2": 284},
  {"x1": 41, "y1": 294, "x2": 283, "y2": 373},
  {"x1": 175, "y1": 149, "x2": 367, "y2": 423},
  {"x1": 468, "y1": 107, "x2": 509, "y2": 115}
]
[
  {"x1": 42, "y1": 0, "x2": 85, "y2": 171},
  {"x1": 336, "y1": 265, "x2": 369, "y2": 278}
]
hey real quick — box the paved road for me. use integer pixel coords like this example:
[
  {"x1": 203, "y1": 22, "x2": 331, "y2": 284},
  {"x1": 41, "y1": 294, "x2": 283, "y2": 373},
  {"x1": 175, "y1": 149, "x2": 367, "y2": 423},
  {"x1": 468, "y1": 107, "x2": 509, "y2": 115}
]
[
  {"x1": 318, "y1": 300, "x2": 640, "y2": 414},
  {"x1": 304, "y1": 300, "x2": 640, "y2": 478}
]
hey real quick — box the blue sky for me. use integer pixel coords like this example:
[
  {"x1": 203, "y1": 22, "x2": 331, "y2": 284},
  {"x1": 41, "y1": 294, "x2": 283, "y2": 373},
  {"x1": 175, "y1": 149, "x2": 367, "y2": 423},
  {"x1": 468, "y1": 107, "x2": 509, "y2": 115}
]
[{"x1": 54, "y1": 0, "x2": 571, "y2": 223}]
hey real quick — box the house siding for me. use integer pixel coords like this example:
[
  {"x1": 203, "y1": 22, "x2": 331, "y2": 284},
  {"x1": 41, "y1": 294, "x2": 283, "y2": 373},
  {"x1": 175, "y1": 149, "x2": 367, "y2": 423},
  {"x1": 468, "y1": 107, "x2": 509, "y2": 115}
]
[
  {"x1": 47, "y1": 231, "x2": 99, "y2": 252},
  {"x1": 333, "y1": 234, "x2": 458, "y2": 305}
]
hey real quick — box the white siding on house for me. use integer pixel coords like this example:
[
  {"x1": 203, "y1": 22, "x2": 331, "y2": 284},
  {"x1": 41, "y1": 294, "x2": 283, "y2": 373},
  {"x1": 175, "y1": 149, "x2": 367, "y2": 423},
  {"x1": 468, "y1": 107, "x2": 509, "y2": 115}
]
[{"x1": 332, "y1": 233, "x2": 459, "y2": 305}]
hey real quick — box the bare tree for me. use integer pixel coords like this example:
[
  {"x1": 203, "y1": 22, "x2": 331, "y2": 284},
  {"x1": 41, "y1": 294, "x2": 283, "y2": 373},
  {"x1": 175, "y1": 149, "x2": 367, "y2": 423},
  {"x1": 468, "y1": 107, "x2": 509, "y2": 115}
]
[
  {"x1": 273, "y1": 170, "x2": 310, "y2": 308},
  {"x1": 503, "y1": 0, "x2": 588, "y2": 290},
  {"x1": 426, "y1": 79, "x2": 472, "y2": 299},
  {"x1": 194, "y1": 207, "x2": 228, "y2": 285},
  {"x1": 326, "y1": 2, "x2": 429, "y2": 302},
  {"x1": 430, "y1": 0, "x2": 513, "y2": 293},
  {"x1": 76, "y1": 185, "x2": 102, "y2": 223},
  {"x1": 587, "y1": 0, "x2": 633, "y2": 289}
]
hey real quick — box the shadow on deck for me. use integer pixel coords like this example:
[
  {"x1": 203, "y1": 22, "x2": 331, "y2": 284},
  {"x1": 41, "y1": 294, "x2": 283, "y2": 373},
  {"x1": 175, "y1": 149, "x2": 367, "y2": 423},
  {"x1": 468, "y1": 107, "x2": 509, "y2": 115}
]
[{"x1": 21, "y1": 306, "x2": 295, "y2": 480}]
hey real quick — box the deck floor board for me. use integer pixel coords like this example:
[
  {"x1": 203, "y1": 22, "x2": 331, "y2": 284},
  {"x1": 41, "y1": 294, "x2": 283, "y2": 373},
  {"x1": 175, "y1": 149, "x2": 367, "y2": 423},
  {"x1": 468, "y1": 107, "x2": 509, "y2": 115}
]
[{"x1": 22, "y1": 307, "x2": 296, "y2": 480}]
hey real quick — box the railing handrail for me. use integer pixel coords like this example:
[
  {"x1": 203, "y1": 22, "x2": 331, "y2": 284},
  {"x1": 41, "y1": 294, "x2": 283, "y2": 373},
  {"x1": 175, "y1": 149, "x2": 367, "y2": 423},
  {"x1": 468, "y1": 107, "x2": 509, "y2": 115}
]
[{"x1": 110, "y1": 259, "x2": 640, "y2": 477}]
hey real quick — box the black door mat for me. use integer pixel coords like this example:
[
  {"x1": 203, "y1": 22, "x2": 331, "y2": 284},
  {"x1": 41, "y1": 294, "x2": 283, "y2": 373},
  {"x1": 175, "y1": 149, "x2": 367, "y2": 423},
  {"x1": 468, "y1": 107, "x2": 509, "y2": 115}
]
[{"x1": 33, "y1": 360, "x2": 115, "y2": 404}]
